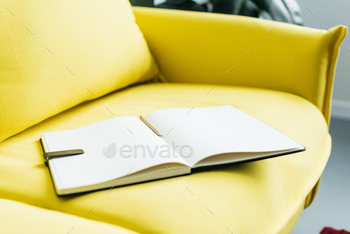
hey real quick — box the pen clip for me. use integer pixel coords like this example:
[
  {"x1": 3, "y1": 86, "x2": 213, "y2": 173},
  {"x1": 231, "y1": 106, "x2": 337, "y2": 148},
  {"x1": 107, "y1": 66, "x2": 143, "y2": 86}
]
[{"x1": 43, "y1": 149, "x2": 84, "y2": 163}]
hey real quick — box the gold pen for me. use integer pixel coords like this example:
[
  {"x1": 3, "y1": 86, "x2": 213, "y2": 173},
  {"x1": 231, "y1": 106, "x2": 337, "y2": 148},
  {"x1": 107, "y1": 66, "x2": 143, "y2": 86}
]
[{"x1": 139, "y1": 116, "x2": 162, "y2": 137}]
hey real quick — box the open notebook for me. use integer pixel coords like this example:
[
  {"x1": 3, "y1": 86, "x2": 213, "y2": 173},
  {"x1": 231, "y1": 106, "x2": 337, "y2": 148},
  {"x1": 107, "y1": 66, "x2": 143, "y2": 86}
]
[{"x1": 41, "y1": 105, "x2": 305, "y2": 195}]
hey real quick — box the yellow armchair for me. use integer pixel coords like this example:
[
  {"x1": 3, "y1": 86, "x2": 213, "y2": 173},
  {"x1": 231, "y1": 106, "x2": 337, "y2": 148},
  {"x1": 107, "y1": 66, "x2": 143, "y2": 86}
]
[{"x1": 0, "y1": 2, "x2": 346, "y2": 234}]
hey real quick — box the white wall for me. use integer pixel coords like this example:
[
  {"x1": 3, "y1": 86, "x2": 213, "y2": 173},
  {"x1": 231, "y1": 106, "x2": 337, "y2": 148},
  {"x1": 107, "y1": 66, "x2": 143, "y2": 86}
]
[{"x1": 296, "y1": 0, "x2": 350, "y2": 119}]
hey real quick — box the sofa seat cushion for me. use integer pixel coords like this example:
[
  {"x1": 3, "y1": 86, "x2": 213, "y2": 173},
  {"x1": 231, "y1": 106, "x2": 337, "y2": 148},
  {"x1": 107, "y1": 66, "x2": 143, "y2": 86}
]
[
  {"x1": 0, "y1": 83, "x2": 330, "y2": 234},
  {"x1": 0, "y1": 198, "x2": 138, "y2": 234}
]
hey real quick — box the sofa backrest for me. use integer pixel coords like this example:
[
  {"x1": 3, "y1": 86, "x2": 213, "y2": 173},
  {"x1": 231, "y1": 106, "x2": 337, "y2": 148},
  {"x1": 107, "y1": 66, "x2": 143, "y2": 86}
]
[
  {"x1": 0, "y1": 0, "x2": 158, "y2": 143},
  {"x1": 133, "y1": 7, "x2": 347, "y2": 125}
]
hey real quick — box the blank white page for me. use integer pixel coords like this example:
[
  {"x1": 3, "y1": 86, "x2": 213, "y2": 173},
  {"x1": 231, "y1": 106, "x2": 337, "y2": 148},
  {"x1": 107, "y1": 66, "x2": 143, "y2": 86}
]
[
  {"x1": 144, "y1": 105, "x2": 304, "y2": 168},
  {"x1": 42, "y1": 116, "x2": 188, "y2": 190}
]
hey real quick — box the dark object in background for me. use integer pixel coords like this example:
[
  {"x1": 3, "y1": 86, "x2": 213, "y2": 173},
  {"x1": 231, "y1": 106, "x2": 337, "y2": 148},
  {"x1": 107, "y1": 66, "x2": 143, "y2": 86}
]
[
  {"x1": 129, "y1": 0, "x2": 154, "y2": 7},
  {"x1": 212, "y1": 0, "x2": 235, "y2": 14},
  {"x1": 320, "y1": 227, "x2": 350, "y2": 234},
  {"x1": 156, "y1": 0, "x2": 206, "y2": 12},
  {"x1": 256, "y1": 0, "x2": 303, "y2": 25},
  {"x1": 130, "y1": 0, "x2": 303, "y2": 25},
  {"x1": 235, "y1": 0, "x2": 260, "y2": 18}
]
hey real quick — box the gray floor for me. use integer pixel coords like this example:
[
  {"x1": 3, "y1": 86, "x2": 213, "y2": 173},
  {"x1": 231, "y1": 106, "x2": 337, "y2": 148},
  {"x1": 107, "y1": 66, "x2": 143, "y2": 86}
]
[{"x1": 292, "y1": 118, "x2": 350, "y2": 233}]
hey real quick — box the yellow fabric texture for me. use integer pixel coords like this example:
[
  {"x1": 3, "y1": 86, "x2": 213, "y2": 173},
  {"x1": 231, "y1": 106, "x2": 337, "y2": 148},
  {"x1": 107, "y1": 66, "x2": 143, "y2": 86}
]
[
  {"x1": 0, "y1": 198, "x2": 138, "y2": 234},
  {"x1": 0, "y1": 83, "x2": 332, "y2": 234},
  {"x1": 133, "y1": 7, "x2": 347, "y2": 125},
  {"x1": 0, "y1": 0, "x2": 158, "y2": 143}
]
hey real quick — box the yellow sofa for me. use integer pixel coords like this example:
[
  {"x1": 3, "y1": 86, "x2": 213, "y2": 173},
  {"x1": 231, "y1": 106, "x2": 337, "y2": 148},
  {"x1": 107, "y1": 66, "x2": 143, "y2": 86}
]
[{"x1": 0, "y1": 1, "x2": 346, "y2": 233}]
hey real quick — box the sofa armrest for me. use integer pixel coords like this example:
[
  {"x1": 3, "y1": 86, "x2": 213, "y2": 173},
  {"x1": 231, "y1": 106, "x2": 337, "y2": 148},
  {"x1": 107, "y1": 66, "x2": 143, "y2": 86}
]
[{"x1": 133, "y1": 7, "x2": 346, "y2": 125}]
